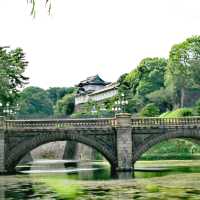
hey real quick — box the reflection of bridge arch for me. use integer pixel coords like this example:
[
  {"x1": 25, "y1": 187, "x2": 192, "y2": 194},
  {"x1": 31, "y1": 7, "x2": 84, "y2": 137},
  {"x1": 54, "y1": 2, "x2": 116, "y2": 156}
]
[
  {"x1": 133, "y1": 129, "x2": 200, "y2": 163},
  {"x1": 6, "y1": 130, "x2": 117, "y2": 172}
]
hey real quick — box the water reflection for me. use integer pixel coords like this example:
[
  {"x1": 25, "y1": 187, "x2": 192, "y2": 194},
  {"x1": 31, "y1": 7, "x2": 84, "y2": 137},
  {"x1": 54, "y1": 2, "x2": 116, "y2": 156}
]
[
  {"x1": 0, "y1": 177, "x2": 53, "y2": 200},
  {"x1": 114, "y1": 171, "x2": 134, "y2": 179},
  {"x1": 19, "y1": 159, "x2": 136, "y2": 180},
  {"x1": 0, "y1": 179, "x2": 5, "y2": 200},
  {"x1": 17, "y1": 159, "x2": 200, "y2": 180},
  {"x1": 3, "y1": 159, "x2": 200, "y2": 200}
]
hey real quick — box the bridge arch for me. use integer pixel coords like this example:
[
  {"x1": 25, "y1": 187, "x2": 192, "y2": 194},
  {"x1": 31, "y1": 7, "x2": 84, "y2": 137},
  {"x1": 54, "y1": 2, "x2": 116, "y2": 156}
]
[
  {"x1": 133, "y1": 129, "x2": 200, "y2": 163},
  {"x1": 6, "y1": 131, "x2": 116, "y2": 172}
]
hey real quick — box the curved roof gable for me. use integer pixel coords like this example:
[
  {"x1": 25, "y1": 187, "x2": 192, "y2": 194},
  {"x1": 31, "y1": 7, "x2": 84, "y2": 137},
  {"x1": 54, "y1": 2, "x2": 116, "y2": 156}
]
[{"x1": 77, "y1": 75, "x2": 110, "y2": 86}]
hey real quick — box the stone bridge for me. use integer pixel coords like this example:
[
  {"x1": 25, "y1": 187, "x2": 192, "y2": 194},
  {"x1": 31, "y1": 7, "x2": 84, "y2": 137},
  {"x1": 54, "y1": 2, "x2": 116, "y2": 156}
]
[{"x1": 1, "y1": 113, "x2": 200, "y2": 174}]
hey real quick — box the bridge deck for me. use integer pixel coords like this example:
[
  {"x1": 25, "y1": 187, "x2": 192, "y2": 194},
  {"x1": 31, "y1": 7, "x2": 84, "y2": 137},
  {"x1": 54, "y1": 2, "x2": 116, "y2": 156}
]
[{"x1": 1, "y1": 116, "x2": 200, "y2": 130}]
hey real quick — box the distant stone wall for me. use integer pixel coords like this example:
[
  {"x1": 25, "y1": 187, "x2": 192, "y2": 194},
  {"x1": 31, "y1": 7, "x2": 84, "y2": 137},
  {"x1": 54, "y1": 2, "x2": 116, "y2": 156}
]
[
  {"x1": 30, "y1": 141, "x2": 99, "y2": 161},
  {"x1": 74, "y1": 103, "x2": 86, "y2": 113},
  {"x1": 31, "y1": 141, "x2": 66, "y2": 159},
  {"x1": 90, "y1": 88, "x2": 117, "y2": 102},
  {"x1": 75, "y1": 95, "x2": 89, "y2": 105},
  {"x1": 76, "y1": 144, "x2": 98, "y2": 160}
]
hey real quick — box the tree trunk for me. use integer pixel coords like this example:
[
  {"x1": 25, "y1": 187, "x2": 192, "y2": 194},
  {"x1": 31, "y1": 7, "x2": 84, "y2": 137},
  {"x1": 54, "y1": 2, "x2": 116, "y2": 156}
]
[{"x1": 180, "y1": 87, "x2": 185, "y2": 108}]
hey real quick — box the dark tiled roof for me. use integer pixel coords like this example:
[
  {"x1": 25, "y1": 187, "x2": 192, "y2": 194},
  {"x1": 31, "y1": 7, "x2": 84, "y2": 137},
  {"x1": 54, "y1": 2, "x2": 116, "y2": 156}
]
[{"x1": 77, "y1": 75, "x2": 110, "y2": 86}]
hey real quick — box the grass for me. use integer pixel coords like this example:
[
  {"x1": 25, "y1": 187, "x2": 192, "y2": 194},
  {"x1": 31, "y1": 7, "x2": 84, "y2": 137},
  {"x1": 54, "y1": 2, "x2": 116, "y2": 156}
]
[{"x1": 141, "y1": 154, "x2": 200, "y2": 161}]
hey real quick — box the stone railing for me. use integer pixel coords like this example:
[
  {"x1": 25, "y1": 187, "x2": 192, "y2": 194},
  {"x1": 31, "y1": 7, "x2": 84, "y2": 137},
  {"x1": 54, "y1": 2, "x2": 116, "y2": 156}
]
[
  {"x1": 4, "y1": 118, "x2": 115, "y2": 129},
  {"x1": 3, "y1": 115, "x2": 200, "y2": 130},
  {"x1": 131, "y1": 117, "x2": 200, "y2": 127}
]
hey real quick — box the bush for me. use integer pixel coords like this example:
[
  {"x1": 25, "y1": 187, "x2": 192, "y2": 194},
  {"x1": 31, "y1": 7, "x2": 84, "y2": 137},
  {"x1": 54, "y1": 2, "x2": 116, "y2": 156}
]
[
  {"x1": 160, "y1": 108, "x2": 193, "y2": 118},
  {"x1": 140, "y1": 103, "x2": 160, "y2": 117},
  {"x1": 181, "y1": 108, "x2": 193, "y2": 117}
]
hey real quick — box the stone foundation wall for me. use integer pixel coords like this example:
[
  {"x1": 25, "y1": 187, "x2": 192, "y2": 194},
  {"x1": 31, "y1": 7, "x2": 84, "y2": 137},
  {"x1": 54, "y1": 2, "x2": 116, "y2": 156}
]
[
  {"x1": 31, "y1": 141, "x2": 66, "y2": 159},
  {"x1": 28, "y1": 141, "x2": 98, "y2": 161}
]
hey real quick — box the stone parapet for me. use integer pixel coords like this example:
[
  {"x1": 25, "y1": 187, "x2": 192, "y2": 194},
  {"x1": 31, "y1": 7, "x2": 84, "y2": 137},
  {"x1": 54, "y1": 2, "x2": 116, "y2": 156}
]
[{"x1": 115, "y1": 113, "x2": 132, "y2": 127}]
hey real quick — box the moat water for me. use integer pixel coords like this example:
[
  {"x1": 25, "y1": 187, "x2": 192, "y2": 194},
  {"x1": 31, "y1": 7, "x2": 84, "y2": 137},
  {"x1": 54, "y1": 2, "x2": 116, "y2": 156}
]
[{"x1": 1, "y1": 159, "x2": 200, "y2": 199}]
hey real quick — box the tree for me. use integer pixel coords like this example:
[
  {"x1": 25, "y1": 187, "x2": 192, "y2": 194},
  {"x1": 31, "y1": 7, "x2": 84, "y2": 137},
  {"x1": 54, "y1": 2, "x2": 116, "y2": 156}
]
[
  {"x1": 0, "y1": 47, "x2": 28, "y2": 115},
  {"x1": 117, "y1": 57, "x2": 167, "y2": 112},
  {"x1": 117, "y1": 73, "x2": 129, "y2": 94},
  {"x1": 121, "y1": 57, "x2": 167, "y2": 97},
  {"x1": 165, "y1": 36, "x2": 200, "y2": 108},
  {"x1": 122, "y1": 69, "x2": 140, "y2": 95},
  {"x1": 147, "y1": 87, "x2": 173, "y2": 112},
  {"x1": 47, "y1": 87, "x2": 75, "y2": 105},
  {"x1": 54, "y1": 94, "x2": 75, "y2": 117},
  {"x1": 125, "y1": 96, "x2": 144, "y2": 114},
  {"x1": 17, "y1": 86, "x2": 53, "y2": 118},
  {"x1": 135, "y1": 57, "x2": 167, "y2": 97}
]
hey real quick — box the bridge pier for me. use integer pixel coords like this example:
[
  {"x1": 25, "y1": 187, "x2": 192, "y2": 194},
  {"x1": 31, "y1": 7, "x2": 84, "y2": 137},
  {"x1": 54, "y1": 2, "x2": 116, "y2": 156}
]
[
  {"x1": 63, "y1": 141, "x2": 78, "y2": 160},
  {"x1": 116, "y1": 113, "x2": 133, "y2": 171},
  {"x1": 0, "y1": 117, "x2": 6, "y2": 174}
]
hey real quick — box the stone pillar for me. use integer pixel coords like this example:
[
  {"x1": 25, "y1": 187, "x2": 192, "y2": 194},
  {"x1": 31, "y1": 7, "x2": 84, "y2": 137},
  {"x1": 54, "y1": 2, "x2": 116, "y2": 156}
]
[
  {"x1": 0, "y1": 117, "x2": 6, "y2": 173},
  {"x1": 77, "y1": 144, "x2": 97, "y2": 161},
  {"x1": 116, "y1": 113, "x2": 133, "y2": 171},
  {"x1": 63, "y1": 141, "x2": 78, "y2": 160}
]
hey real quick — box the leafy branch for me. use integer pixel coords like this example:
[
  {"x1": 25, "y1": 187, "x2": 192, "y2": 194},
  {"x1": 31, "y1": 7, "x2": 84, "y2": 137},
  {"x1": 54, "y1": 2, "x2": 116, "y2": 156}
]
[{"x1": 27, "y1": 0, "x2": 52, "y2": 17}]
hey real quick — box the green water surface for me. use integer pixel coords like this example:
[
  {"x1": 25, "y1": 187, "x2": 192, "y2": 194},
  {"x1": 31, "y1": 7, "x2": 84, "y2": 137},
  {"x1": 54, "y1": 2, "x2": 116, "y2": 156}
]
[{"x1": 1, "y1": 160, "x2": 200, "y2": 199}]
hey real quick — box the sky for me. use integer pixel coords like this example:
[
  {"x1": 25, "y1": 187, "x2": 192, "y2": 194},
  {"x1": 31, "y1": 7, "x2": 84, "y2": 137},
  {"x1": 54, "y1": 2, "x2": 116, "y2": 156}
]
[{"x1": 0, "y1": 0, "x2": 200, "y2": 89}]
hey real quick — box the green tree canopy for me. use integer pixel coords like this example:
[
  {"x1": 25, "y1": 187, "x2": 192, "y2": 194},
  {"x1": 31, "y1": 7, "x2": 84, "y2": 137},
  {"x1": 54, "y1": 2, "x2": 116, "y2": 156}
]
[
  {"x1": 135, "y1": 57, "x2": 167, "y2": 96},
  {"x1": 17, "y1": 86, "x2": 53, "y2": 118},
  {"x1": 147, "y1": 87, "x2": 173, "y2": 112},
  {"x1": 0, "y1": 47, "x2": 28, "y2": 115},
  {"x1": 118, "y1": 57, "x2": 167, "y2": 113},
  {"x1": 54, "y1": 93, "x2": 75, "y2": 117},
  {"x1": 165, "y1": 35, "x2": 200, "y2": 108},
  {"x1": 120, "y1": 57, "x2": 167, "y2": 97},
  {"x1": 47, "y1": 87, "x2": 75, "y2": 105}
]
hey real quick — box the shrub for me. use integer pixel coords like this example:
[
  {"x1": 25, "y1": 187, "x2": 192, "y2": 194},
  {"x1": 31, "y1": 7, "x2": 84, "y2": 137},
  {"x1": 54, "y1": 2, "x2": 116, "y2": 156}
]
[
  {"x1": 140, "y1": 103, "x2": 160, "y2": 117},
  {"x1": 181, "y1": 108, "x2": 193, "y2": 117},
  {"x1": 160, "y1": 108, "x2": 193, "y2": 118}
]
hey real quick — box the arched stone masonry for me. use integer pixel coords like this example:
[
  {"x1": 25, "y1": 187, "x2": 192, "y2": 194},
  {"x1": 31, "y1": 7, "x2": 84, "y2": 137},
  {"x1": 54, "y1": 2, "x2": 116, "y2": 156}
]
[
  {"x1": 133, "y1": 128, "x2": 200, "y2": 163},
  {"x1": 6, "y1": 129, "x2": 117, "y2": 172}
]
